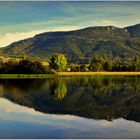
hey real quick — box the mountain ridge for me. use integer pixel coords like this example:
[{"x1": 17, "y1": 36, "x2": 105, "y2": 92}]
[{"x1": 1, "y1": 23, "x2": 140, "y2": 63}]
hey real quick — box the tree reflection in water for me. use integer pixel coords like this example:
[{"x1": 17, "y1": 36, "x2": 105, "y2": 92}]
[
  {"x1": 0, "y1": 76, "x2": 140, "y2": 123},
  {"x1": 50, "y1": 79, "x2": 67, "y2": 100}
]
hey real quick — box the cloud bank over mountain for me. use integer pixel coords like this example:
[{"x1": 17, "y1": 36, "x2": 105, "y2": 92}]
[{"x1": 0, "y1": 1, "x2": 140, "y2": 47}]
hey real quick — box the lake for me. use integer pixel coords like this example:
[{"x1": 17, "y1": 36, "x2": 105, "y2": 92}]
[{"x1": 0, "y1": 76, "x2": 140, "y2": 138}]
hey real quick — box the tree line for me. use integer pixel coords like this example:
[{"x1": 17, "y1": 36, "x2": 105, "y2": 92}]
[
  {"x1": 69, "y1": 55, "x2": 140, "y2": 72},
  {"x1": 0, "y1": 53, "x2": 140, "y2": 74},
  {"x1": 0, "y1": 60, "x2": 47, "y2": 74}
]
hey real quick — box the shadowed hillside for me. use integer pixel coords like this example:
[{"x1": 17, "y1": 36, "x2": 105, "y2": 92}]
[{"x1": 1, "y1": 23, "x2": 140, "y2": 63}]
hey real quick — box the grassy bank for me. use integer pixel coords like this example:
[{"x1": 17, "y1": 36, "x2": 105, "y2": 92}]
[
  {"x1": 0, "y1": 72, "x2": 140, "y2": 79},
  {"x1": 58, "y1": 72, "x2": 140, "y2": 76},
  {"x1": 0, "y1": 74, "x2": 55, "y2": 79}
]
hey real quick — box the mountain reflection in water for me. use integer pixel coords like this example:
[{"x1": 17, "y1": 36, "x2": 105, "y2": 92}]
[{"x1": 0, "y1": 76, "x2": 140, "y2": 123}]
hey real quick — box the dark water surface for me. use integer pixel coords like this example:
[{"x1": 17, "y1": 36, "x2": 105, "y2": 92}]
[{"x1": 0, "y1": 76, "x2": 140, "y2": 138}]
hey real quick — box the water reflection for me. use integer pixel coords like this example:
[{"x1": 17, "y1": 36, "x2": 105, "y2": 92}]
[
  {"x1": 0, "y1": 76, "x2": 140, "y2": 123},
  {"x1": 50, "y1": 79, "x2": 67, "y2": 100},
  {"x1": 1, "y1": 97, "x2": 140, "y2": 139}
]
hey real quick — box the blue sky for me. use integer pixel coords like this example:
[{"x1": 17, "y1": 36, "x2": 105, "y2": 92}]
[
  {"x1": 0, "y1": 98, "x2": 140, "y2": 138},
  {"x1": 0, "y1": 1, "x2": 140, "y2": 47}
]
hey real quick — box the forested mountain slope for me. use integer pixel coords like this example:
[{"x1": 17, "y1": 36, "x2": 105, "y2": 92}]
[{"x1": 1, "y1": 23, "x2": 140, "y2": 63}]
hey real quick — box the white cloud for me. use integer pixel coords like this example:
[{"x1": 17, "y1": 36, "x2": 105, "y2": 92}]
[
  {"x1": 0, "y1": 97, "x2": 81, "y2": 121},
  {"x1": 0, "y1": 25, "x2": 80, "y2": 48},
  {"x1": 0, "y1": 98, "x2": 43, "y2": 115}
]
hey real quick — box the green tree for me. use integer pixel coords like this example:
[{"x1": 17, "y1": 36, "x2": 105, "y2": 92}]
[
  {"x1": 91, "y1": 54, "x2": 100, "y2": 63},
  {"x1": 133, "y1": 56, "x2": 138, "y2": 63},
  {"x1": 131, "y1": 63, "x2": 138, "y2": 71},
  {"x1": 17, "y1": 60, "x2": 47, "y2": 74},
  {"x1": 89, "y1": 62, "x2": 103, "y2": 71},
  {"x1": 101, "y1": 54, "x2": 109, "y2": 65},
  {"x1": 89, "y1": 54, "x2": 104, "y2": 71},
  {"x1": 49, "y1": 53, "x2": 67, "y2": 71},
  {"x1": 103, "y1": 61, "x2": 112, "y2": 71},
  {"x1": 131, "y1": 56, "x2": 139, "y2": 71},
  {"x1": 80, "y1": 64, "x2": 89, "y2": 72},
  {"x1": 70, "y1": 64, "x2": 80, "y2": 72}
]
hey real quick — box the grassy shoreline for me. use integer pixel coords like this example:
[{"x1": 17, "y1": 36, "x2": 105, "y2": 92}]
[
  {"x1": 0, "y1": 72, "x2": 140, "y2": 79},
  {"x1": 58, "y1": 72, "x2": 140, "y2": 75},
  {"x1": 0, "y1": 74, "x2": 55, "y2": 79}
]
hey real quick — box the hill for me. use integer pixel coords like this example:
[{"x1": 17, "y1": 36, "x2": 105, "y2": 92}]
[{"x1": 1, "y1": 23, "x2": 140, "y2": 63}]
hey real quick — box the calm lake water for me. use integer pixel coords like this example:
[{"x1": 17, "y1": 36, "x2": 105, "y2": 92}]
[{"x1": 0, "y1": 76, "x2": 140, "y2": 138}]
